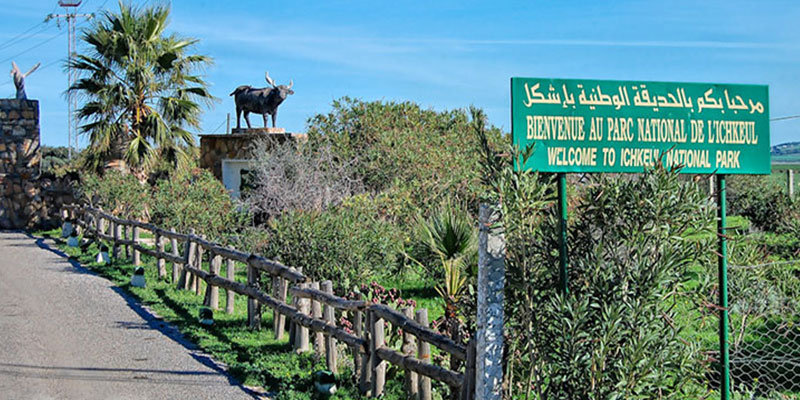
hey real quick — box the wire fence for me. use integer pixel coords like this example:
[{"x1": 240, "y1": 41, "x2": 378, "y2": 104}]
[{"x1": 727, "y1": 258, "x2": 800, "y2": 399}]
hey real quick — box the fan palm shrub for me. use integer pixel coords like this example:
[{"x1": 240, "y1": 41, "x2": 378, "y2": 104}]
[{"x1": 69, "y1": 2, "x2": 214, "y2": 175}]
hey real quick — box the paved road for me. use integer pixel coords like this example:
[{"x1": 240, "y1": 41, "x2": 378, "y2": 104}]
[{"x1": 0, "y1": 231, "x2": 257, "y2": 399}]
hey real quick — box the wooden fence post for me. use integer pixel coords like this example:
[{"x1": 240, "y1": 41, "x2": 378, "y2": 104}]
[
  {"x1": 225, "y1": 257, "x2": 235, "y2": 314},
  {"x1": 358, "y1": 294, "x2": 371, "y2": 395},
  {"x1": 403, "y1": 306, "x2": 419, "y2": 398},
  {"x1": 247, "y1": 261, "x2": 261, "y2": 329},
  {"x1": 112, "y1": 222, "x2": 121, "y2": 259},
  {"x1": 322, "y1": 280, "x2": 338, "y2": 374},
  {"x1": 709, "y1": 174, "x2": 716, "y2": 196},
  {"x1": 194, "y1": 239, "x2": 204, "y2": 295},
  {"x1": 289, "y1": 269, "x2": 299, "y2": 346},
  {"x1": 170, "y1": 235, "x2": 180, "y2": 284},
  {"x1": 132, "y1": 226, "x2": 140, "y2": 266},
  {"x1": 416, "y1": 309, "x2": 432, "y2": 400},
  {"x1": 179, "y1": 237, "x2": 195, "y2": 290},
  {"x1": 460, "y1": 338, "x2": 477, "y2": 400},
  {"x1": 295, "y1": 283, "x2": 310, "y2": 353},
  {"x1": 204, "y1": 253, "x2": 221, "y2": 310},
  {"x1": 95, "y1": 210, "x2": 103, "y2": 236},
  {"x1": 122, "y1": 225, "x2": 130, "y2": 260},
  {"x1": 370, "y1": 310, "x2": 386, "y2": 397},
  {"x1": 155, "y1": 231, "x2": 166, "y2": 279},
  {"x1": 311, "y1": 282, "x2": 324, "y2": 360},
  {"x1": 353, "y1": 293, "x2": 364, "y2": 383},
  {"x1": 273, "y1": 274, "x2": 288, "y2": 340}
]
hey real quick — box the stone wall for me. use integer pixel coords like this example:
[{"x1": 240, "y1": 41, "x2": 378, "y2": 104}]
[
  {"x1": 0, "y1": 100, "x2": 39, "y2": 177},
  {"x1": 0, "y1": 99, "x2": 75, "y2": 229},
  {"x1": 199, "y1": 132, "x2": 306, "y2": 180}
]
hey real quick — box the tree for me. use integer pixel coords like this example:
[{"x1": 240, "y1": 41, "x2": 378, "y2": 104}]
[{"x1": 69, "y1": 2, "x2": 214, "y2": 175}]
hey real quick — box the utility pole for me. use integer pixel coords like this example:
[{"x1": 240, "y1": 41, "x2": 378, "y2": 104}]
[{"x1": 47, "y1": 1, "x2": 92, "y2": 160}]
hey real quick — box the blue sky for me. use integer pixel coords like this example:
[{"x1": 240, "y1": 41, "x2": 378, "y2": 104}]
[{"x1": 2, "y1": 0, "x2": 799, "y2": 147}]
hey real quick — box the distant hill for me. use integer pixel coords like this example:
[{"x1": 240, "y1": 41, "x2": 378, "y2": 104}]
[{"x1": 771, "y1": 142, "x2": 800, "y2": 163}]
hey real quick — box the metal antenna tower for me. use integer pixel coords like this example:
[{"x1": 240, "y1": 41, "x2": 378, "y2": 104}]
[{"x1": 47, "y1": 1, "x2": 92, "y2": 160}]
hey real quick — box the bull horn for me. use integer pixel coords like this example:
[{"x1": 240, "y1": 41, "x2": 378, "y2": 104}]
[
  {"x1": 287, "y1": 80, "x2": 293, "y2": 89},
  {"x1": 265, "y1": 72, "x2": 276, "y2": 87}
]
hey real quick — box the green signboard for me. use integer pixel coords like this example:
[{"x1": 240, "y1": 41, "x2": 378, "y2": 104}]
[{"x1": 511, "y1": 77, "x2": 770, "y2": 174}]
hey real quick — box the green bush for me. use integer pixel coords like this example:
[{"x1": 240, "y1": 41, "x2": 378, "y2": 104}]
[
  {"x1": 748, "y1": 232, "x2": 800, "y2": 260},
  {"x1": 407, "y1": 198, "x2": 478, "y2": 282},
  {"x1": 263, "y1": 195, "x2": 402, "y2": 292},
  {"x1": 476, "y1": 110, "x2": 713, "y2": 397},
  {"x1": 150, "y1": 168, "x2": 246, "y2": 239},
  {"x1": 78, "y1": 169, "x2": 149, "y2": 220},
  {"x1": 306, "y1": 97, "x2": 502, "y2": 223},
  {"x1": 728, "y1": 175, "x2": 793, "y2": 232}
]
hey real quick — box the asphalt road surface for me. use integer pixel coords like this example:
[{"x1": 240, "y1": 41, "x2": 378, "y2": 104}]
[{"x1": 0, "y1": 231, "x2": 257, "y2": 399}]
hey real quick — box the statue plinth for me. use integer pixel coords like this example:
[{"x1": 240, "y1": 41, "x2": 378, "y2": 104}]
[{"x1": 231, "y1": 127, "x2": 285, "y2": 135}]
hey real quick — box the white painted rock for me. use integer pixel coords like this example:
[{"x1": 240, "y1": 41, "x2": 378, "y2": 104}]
[
  {"x1": 96, "y1": 251, "x2": 110, "y2": 265},
  {"x1": 61, "y1": 222, "x2": 74, "y2": 238},
  {"x1": 131, "y1": 267, "x2": 146, "y2": 288}
]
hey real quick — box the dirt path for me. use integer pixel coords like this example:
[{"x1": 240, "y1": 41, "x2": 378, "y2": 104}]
[{"x1": 0, "y1": 231, "x2": 257, "y2": 399}]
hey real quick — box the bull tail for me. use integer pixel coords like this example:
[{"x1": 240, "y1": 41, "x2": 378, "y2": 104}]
[{"x1": 230, "y1": 85, "x2": 252, "y2": 96}]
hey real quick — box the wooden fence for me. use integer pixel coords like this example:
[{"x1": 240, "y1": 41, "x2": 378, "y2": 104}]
[{"x1": 62, "y1": 204, "x2": 476, "y2": 399}]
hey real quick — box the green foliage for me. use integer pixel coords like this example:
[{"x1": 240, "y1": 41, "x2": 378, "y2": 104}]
[
  {"x1": 79, "y1": 169, "x2": 149, "y2": 220},
  {"x1": 477, "y1": 110, "x2": 714, "y2": 397},
  {"x1": 150, "y1": 168, "x2": 245, "y2": 239},
  {"x1": 40, "y1": 145, "x2": 70, "y2": 173},
  {"x1": 69, "y1": 1, "x2": 214, "y2": 174},
  {"x1": 263, "y1": 195, "x2": 403, "y2": 292},
  {"x1": 747, "y1": 232, "x2": 800, "y2": 260},
  {"x1": 306, "y1": 97, "x2": 502, "y2": 223},
  {"x1": 728, "y1": 175, "x2": 794, "y2": 232},
  {"x1": 408, "y1": 199, "x2": 478, "y2": 279}
]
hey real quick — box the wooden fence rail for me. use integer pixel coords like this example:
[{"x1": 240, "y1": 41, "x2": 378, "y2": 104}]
[{"x1": 61, "y1": 204, "x2": 475, "y2": 399}]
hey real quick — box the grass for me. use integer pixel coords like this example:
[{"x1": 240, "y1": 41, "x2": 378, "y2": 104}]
[{"x1": 37, "y1": 228, "x2": 439, "y2": 399}]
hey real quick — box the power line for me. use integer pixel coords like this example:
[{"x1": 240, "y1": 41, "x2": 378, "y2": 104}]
[
  {"x1": 0, "y1": 31, "x2": 65, "y2": 65},
  {"x1": 771, "y1": 115, "x2": 800, "y2": 122},
  {"x1": 0, "y1": 23, "x2": 53, "y2": 52},
  {"x1": 211, "y1": 118, "x2": 227, "y2": 134}
]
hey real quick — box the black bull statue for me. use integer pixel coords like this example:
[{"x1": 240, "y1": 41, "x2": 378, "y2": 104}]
[{"x1": 230, "y1": 72, "x2": 294, "y2": 129}]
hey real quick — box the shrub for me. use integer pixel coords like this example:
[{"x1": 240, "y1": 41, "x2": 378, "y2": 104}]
[
  {"x1": 263, "y1": 196, "x2": 402, "y2": 292},
  {"x1": 728, "y1": 175, "x2": 793, "y2": 232},
  {"x1": 407, "y1": 199, "x2": 477, "y2": 279},
  {"x1": 475, "y1": 109, "x2": 714, "y2": 398},
  {"x1": 78, "y1": 169, "x2": 149, "y2": 220},
  {"x1": 244, "y1": 138, "x2": 361, "y2": 217},
  {"x1": 306, "y1": 97, "x2": 503, "y2": 223},
  {"x1": 150, "y1": 168, "x2": 246, "y2": 239}
]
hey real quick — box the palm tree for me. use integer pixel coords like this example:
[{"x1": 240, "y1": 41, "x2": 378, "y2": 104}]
[
  {"x1": 408, "y1": 199, "x2": 477, "y2": 348},
  {"x1": 69, "y1": 2, "x2": 214, "y2": 175}
]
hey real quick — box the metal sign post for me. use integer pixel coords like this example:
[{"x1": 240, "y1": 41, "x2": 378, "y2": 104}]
[
  {"x1": 557, "y1": 173, "x2": 569, "y2": 293},
  {"x1": 717, "y1": 175, "x2": 730, "y2": 400}
]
